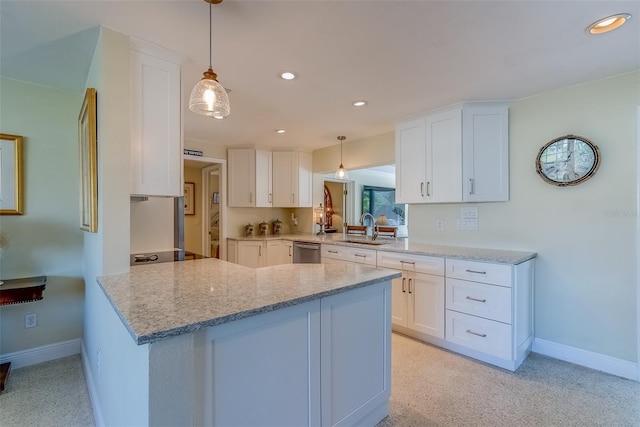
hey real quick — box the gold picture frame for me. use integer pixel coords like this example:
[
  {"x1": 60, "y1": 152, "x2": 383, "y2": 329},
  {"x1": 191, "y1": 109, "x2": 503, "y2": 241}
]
[
  {"x1": 79, "y1": 88, "x2": 98, "y2": 232},
  {"x1": 184, "y1": 182, "x2": 195, "y2": 215},
  {"x1": 0, "y1": 133, "x2": 24, "y2": 215}
]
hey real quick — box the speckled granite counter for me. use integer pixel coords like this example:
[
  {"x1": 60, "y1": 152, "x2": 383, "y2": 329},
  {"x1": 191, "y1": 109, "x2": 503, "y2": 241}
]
[
  {"x1": 97, "y1": 259, "x2": 400, "y2": 345},
  {"x1": 228, "y1": 234, "x2": 536, "y2": 265}
]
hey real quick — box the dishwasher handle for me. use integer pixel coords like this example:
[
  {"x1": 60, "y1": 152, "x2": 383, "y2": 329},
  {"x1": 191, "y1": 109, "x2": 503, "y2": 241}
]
[{"x1": 294, "y1": 243, "x2": 321, "y2": 250}]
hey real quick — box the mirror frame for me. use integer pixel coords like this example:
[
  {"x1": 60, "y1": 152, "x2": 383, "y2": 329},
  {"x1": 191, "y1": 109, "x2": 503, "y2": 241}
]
[{"x1": 535, "y1": 134, "x2": 601, "y2": 187}]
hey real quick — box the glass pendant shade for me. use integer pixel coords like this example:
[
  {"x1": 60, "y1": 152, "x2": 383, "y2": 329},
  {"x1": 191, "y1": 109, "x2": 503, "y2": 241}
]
[
  {"x1": 334, "y1": 136, "x2": 348, "y2": 179},
  {"x1": 335, "y1": 164, "x2": 348, "y2": 179},
  {"x1": 189, "y1": 68, "x2": 230, "y2": 118}
]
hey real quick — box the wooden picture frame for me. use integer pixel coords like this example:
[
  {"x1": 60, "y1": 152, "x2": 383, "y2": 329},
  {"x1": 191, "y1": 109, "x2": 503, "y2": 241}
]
[
  {"x1": 184, "y1": 182, "x2": 195, "y2": 215},
  {"x1": 79, "y1": 88, "x2": 98, "y2": 232},
  {"x1": 0, "y1": 133, "x2": 24, "y2": 215}
]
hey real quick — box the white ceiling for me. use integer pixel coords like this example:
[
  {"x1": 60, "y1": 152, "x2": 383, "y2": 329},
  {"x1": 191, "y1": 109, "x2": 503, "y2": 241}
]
[{"x1": 1, "y1": 1, "x2": 638, "y2": 152}]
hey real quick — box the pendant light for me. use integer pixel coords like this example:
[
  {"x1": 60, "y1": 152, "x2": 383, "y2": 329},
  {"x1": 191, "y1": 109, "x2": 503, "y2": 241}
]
[
  {"x1": 334, "y1": 136, "x2": 348, "y2": 179},
  {"x1": 189, "y1": 0, "x2": 230, "y2": 118}
]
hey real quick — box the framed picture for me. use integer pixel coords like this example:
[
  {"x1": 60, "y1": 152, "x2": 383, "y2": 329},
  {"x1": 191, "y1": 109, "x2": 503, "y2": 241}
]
[
  {"x1": 0, "y1": 133, "x2": 24, "y2": 215},
  {"x1": 79, "y1": 88, "x2": 98, "y2": 232},
  {"x1": 184, "y1": 182, "x2": 195, "y2": 215}
]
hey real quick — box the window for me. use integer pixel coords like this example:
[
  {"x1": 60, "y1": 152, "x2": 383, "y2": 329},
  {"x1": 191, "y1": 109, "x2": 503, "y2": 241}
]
[{"x1": 361, "y1": 186, "x2": 406, "y2": 226}]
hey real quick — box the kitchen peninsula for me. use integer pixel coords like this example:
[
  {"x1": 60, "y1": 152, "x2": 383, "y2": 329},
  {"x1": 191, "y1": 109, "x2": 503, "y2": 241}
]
[{"x1": 96, "y1": 259, "x2": 400, "y2": 426}]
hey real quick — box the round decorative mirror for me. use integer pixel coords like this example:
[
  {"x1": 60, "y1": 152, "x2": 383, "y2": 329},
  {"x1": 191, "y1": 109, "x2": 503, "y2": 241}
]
[{"x1": 535, "y1": 134, "x2": 600, "y2": 186}]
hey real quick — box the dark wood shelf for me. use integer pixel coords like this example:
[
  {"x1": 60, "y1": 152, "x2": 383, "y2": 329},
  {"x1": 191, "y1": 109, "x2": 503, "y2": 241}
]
[{"x1": 0, "y1": 276, "x2": 46, "y2": 306}]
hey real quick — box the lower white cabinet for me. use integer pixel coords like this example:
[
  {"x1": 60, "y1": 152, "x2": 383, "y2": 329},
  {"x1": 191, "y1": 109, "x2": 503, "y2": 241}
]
[
  {"x1": 444, "y1": 258, "x2": 534, "y2": 371},
  {"x1": 198, "y1": 281, "x2": 391, "y2": 426},
  {"x1": 267, "y1": 239, "x2": 292, "y2": 266},
  {"x1": 377, "y1": 251, "x2": 445, "y2": 340},
  {"x1": 228, "y1": 239, "x2": 292, "y2": 268}
]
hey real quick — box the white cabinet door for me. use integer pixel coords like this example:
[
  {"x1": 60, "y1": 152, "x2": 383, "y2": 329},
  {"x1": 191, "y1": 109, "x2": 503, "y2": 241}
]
[
  {"x1": 227, "y1": 149, "x2": 256, "y2": 207},
  {"x1": 203, "y1": 300, "x2": 321, "y2": 427},
  {"x1": 320, "y1": 282, "x2": 391, "y2": 427},
  {"x1": 297, "y1": 152, "x2": 313, "y2": 207},
  {"x1": 272, "y1": 151, "x2": 295, "y2": 207},
  {"x1": 395, "y1": 118, "x2": 427, "y2": 203},
  {"x1": 391, "y1": 275, "x2": 409, "y2": 327},
  {"x1": 255, "y1": 150, "x2": 273, "y2": 207},
  {"x1": 272, "y1": 151, "x2": 312, "y2": 207},
  {"x1": 237, "y1": 241, "x2": 265, "y2": 268},
  {"x1": 409, "y1": 272, "x2": 445, "y2": 338},
  {"x1": 228, "y1": 149, "x2": 273, "y2": 207},
  {"x1": 425, "y1": 108, "x2": 462, "y2": 203},
  {"x1": 462, "y1": 103, "x2": 509, "y2": 202},
  {"x1": 130, "y1": 44, "x2": 182, "y2": 197},
  {"x1": 266, "y1": 239, "x2": 292, "y2": 266}
]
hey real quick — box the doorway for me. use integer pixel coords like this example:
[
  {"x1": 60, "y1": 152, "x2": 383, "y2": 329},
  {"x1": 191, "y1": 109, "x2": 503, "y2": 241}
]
[{"x1": 184, "y1": 155, "x2": 227, "y2": 260}]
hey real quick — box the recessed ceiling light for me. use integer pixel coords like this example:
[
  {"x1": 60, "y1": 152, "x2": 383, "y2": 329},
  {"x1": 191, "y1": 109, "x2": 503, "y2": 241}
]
[
  {"x1": 279, "y1": 71, "x2": 298, "y2": 81},
  {"x1": 276, "y1": 129, "x2": 286, "y2": 134},
  {"x1": 587, "y1": 13, "x2": 631, "y2": 34},
  {"x1": 352, "y1": 100, "x2": 368, "y2": 107}
]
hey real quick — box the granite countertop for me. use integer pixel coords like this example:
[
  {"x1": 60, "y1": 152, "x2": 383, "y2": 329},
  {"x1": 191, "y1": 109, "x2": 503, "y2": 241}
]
[
  {"x1": 97, "y1": 259, "x2": 400, "y2": 345},
  {"x1": 228, "y1": 234, "x2": 537, "y2": 265}
]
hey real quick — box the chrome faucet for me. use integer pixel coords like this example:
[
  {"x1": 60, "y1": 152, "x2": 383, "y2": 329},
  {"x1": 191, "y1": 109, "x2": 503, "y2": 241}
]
[{"x1": 359, "y1": 212, "x2": 378, "y2": 241}]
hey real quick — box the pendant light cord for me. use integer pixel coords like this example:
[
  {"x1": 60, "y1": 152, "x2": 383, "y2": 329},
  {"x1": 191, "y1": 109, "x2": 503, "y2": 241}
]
[{"x1": 209, "y1": 0, "x2": 212, "y2": 69}]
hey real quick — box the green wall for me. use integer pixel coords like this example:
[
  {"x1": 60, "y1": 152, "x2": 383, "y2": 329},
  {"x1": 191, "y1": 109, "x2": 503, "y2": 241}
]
[{"x1": 0, "y1": 78, "x2": 84, "y2": 354}]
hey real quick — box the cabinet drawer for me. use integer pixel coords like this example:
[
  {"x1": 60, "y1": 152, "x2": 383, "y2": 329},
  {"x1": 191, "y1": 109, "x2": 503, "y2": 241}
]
[
  {"x1": 446, "y1": 311, "x2": 512, "y2": 360},
  {"x1": 321, "y1": 245, "x2": 377, "y2": 267},
  {"x1": 446, "y1": 278, "x2": 511, "y2": 323},
  {"x1": 321, "y1": 245, "x2": 341, "y2": 260},
  {"x1": 446, "y1": 259, "x2": 512, "y2": 287},
  {"x1": 376, "y1": 251, "x2": 444, "y2": 276}
]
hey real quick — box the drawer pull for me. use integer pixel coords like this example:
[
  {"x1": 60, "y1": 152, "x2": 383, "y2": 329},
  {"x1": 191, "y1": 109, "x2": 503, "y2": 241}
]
[
  {"x1": 465, "y1": 269, "x2": 487, "y2": 275},
  {"x1": 465, "y1": 296, "x2": 487, "y2": 303},
  {"x1": 355, "y1": 254, "x2": 367, "y2": 258},
  {"x1": 402, "y1": 277, "x2": 406, "y2": 293},
  {"x1": 400, "y1": 260, "x2": 416, "y2": 265},
  {"x1": 466, "y1": 329, "x2": 487, "y2": 338},
  {"x1": 408, "y1": 278, "x2": 413, "y2": 294},
  {"x1": 327, "y1": 250, "x2": 338, "y2": 254}
]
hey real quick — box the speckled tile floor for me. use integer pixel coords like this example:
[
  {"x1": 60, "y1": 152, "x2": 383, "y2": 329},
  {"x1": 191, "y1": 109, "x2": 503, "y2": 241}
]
[
  {"x1": 378, "y1": 334, "x2": 640, "y2": 427},
  {"x1": 0, "y1": 355, "x2": 94, "y2": 427},
  {"x1": 1, "y1": 336, "x2": 638, "y2": 427}
]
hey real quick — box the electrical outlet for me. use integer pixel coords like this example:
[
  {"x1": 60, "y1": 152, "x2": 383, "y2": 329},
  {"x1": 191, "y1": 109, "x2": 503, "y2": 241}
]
[
  {"x1": 96, "y1": 348, "x2": 101, "y2": 373},
  {"x1": 25, "y1": 313, "x2": 37, "y2": 328},
  {"x1": 436, "y1": 220, "x2": 444, "y2": 230}
]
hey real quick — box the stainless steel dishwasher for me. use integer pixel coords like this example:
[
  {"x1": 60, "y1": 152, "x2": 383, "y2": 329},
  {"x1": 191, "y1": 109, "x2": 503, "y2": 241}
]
[{"x1": 292, "y1": 241, "x2": 321, "y2": 264}]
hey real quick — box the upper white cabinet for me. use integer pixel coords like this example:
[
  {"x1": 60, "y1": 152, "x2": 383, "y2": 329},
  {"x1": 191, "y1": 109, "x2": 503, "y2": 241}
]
[
  {"x1": 227, "y1": 149, "x2": 273, "y2": 207},
  {"x1": 395, "y1": 102, "x2": 509, "y2": 204},
  {"x1": 272, "y1": 151, "x2": 312, "y2": 208},
  {"x1": 130, "y1": 39, "x2": 182, "y2": 197},
  {"x1": 461, "y1": 103, "x2": 510, "y2": 202}
]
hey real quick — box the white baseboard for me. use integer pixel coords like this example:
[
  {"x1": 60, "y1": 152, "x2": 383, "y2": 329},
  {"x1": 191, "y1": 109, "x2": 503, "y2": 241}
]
[
  {"x1": 0, "y1": 339, "x2": 81, "y2": 369},
  {"x1": 81, "y1": 342, "x2": 105, "y2": 427},
  {"x1": 532, "y1": 338, "x2": 638, "y2": 381}
]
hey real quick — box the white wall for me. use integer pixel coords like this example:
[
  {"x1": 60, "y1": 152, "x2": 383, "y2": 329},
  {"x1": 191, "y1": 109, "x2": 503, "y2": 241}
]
[
  {"x1": 82, "y1": 27, "x2": 149, "y2": 425},
  {"x1": 408, "y1": 71, "x2": 639, "y2": 363},
  {"x1": 0, "y1": 78, "x2": 85, "y2": 355}
]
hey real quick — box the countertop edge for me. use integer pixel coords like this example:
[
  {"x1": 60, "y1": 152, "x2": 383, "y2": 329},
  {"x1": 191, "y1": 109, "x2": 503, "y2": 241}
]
[
  {"x1": 97, "y1": 267, "x2": 401, "y2": 345},
  {"x1": 228, "y1": 235, "x2": 537, "y2": 265}
]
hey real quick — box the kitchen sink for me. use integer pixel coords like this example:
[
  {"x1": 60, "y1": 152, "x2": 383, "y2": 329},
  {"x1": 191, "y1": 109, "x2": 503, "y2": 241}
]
[{"x1": 339, "y1": 239, "x2": 388, "y2": 246}]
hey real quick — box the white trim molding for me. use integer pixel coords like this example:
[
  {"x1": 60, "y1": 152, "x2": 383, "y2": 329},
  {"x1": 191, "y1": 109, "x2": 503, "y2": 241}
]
[
  {"x1": 533, "y1": 338, "x2": 637, "y2": 381},
  {"x1": 81, "y1": 342, "x2": 105, "y2": 427},
  {"x1": 636, "y1": 106, "x2": 640, "y2": 382},
  {"x1": 0, "y1": 338, "x2": 81, "y2": 369}
]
